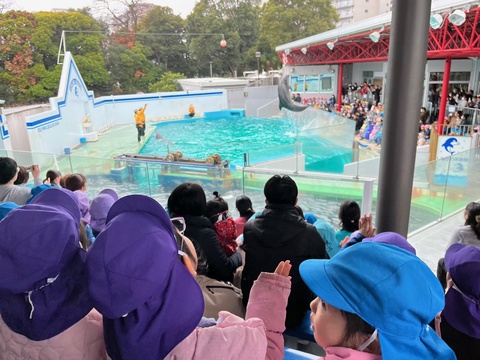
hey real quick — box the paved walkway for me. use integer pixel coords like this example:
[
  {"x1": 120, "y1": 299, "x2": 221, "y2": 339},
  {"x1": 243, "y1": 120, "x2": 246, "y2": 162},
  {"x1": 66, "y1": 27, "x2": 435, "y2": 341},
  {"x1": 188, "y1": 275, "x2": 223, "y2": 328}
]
[{"x1": 407, "y1": 210, "x2": 465, "y2": 272}]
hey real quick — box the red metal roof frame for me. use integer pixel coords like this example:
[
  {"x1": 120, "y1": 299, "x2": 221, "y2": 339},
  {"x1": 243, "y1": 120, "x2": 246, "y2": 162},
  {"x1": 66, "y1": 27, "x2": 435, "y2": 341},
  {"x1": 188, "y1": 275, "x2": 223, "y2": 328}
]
[{"x1": 279, "y1": 7, "x2": 480, "y2": 65}]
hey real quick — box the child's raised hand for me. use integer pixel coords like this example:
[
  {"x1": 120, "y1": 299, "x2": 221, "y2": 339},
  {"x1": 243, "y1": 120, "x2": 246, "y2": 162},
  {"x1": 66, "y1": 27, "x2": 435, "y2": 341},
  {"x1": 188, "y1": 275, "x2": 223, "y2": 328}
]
[
  {"x1": 359, "y1": 214, "x2": 376, "y2": 238},
  {"x1": 340, "y1": 236, "x2": 350, "y2": 247},
  {"x1": 274, "y1": 260, "x2": 292, "y2": 280}
]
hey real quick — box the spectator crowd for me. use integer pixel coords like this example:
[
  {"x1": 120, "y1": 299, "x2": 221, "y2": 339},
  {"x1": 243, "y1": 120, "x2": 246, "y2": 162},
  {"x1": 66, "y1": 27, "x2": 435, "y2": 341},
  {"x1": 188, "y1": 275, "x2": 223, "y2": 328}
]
[{"x1": 0, "y1": 154, "x2": 478, "y2": 360}]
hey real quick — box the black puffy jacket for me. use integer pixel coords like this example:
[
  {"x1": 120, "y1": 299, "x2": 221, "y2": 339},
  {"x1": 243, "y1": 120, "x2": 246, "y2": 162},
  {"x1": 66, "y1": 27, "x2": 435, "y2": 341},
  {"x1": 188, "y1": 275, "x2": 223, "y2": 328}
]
[
  {"x1": 241, "y1": 204, "x2": 328, "y2": 327},
  {"x1": 183, "y1": 215, "x2": 242, "y2": 282}
]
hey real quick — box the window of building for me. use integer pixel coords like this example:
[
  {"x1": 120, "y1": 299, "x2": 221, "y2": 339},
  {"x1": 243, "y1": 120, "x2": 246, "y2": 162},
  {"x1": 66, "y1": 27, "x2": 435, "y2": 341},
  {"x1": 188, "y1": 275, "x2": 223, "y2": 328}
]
[
  {"x1": 429, "y1": 72, "x2": 470, "y2": 82},
  {"x1": 291, "y1": 74, "x2": 334, "y2": 92},
  {"x1": 365, "y1": 9, "x2": 368, "y2": 13},
  {"x1": 362, "y1": 71, "x2": 374, "y2": 83},
  {"x1": 305, "y1": 75, "x2": 319, "y2": 92},
  {"x1": 290, "y1": 75, "x2": 305, "y2": 92},
  {"x1": 320, "y1": 74, "x2": 334, "y2": 92}
]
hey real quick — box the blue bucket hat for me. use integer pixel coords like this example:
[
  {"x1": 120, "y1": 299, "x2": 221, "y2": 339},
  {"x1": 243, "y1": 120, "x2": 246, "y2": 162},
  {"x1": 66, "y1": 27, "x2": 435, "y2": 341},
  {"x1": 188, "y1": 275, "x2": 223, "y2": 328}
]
[
  {"x1": 86, "y1": 195, "x2": 204, "y2": 360},
  {"x1": 26, "y1": 184, "x2": 53, "y2": 204},
  {"x1": 300, "y1": 242, "x2": 455, "y2": 359},
  {"x1": 0, "y1": 202, "x2": 19, "y2": 221},
  {"x1": 304, "y1": 213, "x2": 318, "y2": 224},
  {"x1": 0, "y1": 188, "x2": 91, "y2": 341}
]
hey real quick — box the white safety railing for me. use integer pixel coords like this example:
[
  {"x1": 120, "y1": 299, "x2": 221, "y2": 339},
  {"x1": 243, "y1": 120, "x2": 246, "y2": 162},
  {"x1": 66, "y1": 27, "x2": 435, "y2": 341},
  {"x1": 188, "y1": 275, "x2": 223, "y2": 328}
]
[{"x1": 256, "y1": 98, "x2": 279, "y2": 117}]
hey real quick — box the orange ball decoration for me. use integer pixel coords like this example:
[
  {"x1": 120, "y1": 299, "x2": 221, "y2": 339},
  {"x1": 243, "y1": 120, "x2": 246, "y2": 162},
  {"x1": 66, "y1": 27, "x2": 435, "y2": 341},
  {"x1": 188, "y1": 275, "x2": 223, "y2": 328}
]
[{"x1": 220, "y1": 39, "x2": 227, "y2": 47}]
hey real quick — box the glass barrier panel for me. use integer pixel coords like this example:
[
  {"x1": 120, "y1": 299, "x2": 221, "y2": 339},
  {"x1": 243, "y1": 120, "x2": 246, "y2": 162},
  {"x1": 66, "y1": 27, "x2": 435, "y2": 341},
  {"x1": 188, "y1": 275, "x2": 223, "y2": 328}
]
[
  {"x1": 245, "y1": 144, "x2": 298, "y2": 169},
  {"x1": 67, "y1": 154, "x2": 152, "y2": 199},
  {"x1": 408, "y1": 158, "x2": 447, "y2": 233},
  {"x1": 299, "y1": 145, "x2": 354, "y2": 174},
  {"x1": 239, "y1": 169, "x2": 368, "y2": 226},
  {"x1": 442, "y1": 147, "x2": 480, "y2": 217}
]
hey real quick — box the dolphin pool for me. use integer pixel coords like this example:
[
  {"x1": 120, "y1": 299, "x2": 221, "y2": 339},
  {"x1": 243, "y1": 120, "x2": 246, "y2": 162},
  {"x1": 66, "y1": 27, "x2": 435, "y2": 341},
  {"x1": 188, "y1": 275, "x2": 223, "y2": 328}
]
[{"x1": 140, "y1": 113, "x2": 355, "y2": 173}]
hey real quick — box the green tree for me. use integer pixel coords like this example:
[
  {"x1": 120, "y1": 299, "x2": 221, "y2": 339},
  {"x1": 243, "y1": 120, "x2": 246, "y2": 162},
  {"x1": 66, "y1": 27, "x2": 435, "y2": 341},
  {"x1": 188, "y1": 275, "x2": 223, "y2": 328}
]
[
  {"x1": 259, "y1": 0, "x2": 338, "y2": 67},
  {"x1": 0, "y1": 11, "x2": 37, "y2": 102},
  {"x1": 137, "y1": 6, "x2": 191, "y2": 75},
  {"x1": 30, "y1": 11, "x2": 110, "y2": 95},
  {"x1": 186, "y1": 0, "x2": 260, "y2": 77},
  {"x1": 104, "y1": 42, "x2": 160, "y2": 93},
  {"x1": 148, "y1": 71, "x2": 185, "y2": 92}
]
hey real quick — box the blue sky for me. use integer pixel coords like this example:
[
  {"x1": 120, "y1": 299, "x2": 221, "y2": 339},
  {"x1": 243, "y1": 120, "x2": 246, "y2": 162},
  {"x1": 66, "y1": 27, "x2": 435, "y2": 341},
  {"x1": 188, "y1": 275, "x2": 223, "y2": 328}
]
[{"x1": 11, "y1": 0, "x2": 197, "y2": 18}]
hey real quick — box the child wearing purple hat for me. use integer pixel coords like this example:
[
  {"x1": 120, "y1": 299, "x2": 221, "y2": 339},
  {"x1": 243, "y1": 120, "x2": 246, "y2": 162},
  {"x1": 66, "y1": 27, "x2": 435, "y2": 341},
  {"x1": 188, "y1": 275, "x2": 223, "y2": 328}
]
[
  {"x1": 86, "y1": 195, "x2": 292, "y2": 360},
  {"x1": 89, "y1": 189, "x2": 119, "y2": 237},
  {"x1": 73, "y1": 189, "x2": 95, "y2": 245},
  {"x1": 436, "y1": 244, "x2": 480, "y2": 360},
  {"x1": 0, "y1": 188, "x2": 107, "y2": 359}
]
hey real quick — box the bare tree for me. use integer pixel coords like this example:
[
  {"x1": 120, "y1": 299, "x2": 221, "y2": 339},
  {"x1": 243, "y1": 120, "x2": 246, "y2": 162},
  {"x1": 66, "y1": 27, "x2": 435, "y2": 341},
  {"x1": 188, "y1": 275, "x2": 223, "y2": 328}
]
[
  {"x1": 93, "y1": 0, "x2": 153, "y2": 32},
  {"x1": 1, "y1": 0, "x2": 15, "y2": 13}
]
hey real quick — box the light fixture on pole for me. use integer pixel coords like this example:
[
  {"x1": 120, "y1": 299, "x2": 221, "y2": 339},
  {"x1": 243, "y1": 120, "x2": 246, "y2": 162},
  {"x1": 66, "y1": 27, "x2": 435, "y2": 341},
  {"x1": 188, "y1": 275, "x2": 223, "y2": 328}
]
[
  {"x1": 326, "y1": 38, "x2": 338, "y2": 51},
  {"x1": 369, "y1": 26, "x2": 385, "y2": 43},
  {"x1": 430, "y1": 14, "x2": 444, "y2": 29},
  {"x1": 220, "y1": 34, "x2": 227, "y2": 47},
  {"x1": 448, "y1": 9, "x2": 467, "y2": 26},
  {"x1": 255, "y1": 51, "x2": 261, "y2": 82}
]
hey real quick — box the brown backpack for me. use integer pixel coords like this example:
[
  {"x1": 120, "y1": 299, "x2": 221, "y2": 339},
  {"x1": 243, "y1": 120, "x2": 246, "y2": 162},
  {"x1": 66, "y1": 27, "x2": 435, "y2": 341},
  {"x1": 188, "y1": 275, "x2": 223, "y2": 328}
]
[{"x1": 196, "y1": 275, "x2": 245, "y2": 319}]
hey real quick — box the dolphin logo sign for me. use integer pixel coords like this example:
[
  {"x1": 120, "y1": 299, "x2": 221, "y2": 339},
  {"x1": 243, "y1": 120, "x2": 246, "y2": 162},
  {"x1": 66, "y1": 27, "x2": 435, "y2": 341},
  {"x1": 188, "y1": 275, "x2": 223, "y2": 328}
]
[
  {"x1": 278, "y1": 74, "x2": 308, "y2": 112},
  {"x1": 441, "y1": 137, "x2": 459, "y2": 155}
]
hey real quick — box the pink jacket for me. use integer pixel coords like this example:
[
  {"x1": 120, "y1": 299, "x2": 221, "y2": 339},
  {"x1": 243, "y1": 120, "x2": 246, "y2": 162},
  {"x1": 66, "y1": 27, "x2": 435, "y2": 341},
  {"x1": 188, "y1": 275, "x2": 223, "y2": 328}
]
[
  {"x1": 166, "y1": 272, "x2": 291, "y2": 360},
  {"x1": 0, "y1": 309, "x2": 108, "y2": 360},
  {"x1": 320, "y1": 347, "x2": 382, "y2": 360}
]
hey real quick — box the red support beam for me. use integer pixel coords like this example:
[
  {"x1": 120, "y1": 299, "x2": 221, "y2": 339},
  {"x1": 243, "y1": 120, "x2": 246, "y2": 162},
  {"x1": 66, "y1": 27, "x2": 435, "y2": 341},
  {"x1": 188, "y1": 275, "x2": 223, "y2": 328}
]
[
  {"x1": 278, "y1": 7, "x2": 480, "y2": 66},
  {"x1": 437, "y1": 57, "x2": 451, "y2": 135},
  {"x1": 337, "y1": 63, "x2": 343, "y2": 112}
]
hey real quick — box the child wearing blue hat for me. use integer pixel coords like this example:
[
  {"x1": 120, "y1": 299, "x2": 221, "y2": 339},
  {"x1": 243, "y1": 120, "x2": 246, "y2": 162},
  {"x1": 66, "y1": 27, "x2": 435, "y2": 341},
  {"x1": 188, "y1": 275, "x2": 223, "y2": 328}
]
[{"x1": 299, "y1": 242, "x2": 456, "y2": 359}]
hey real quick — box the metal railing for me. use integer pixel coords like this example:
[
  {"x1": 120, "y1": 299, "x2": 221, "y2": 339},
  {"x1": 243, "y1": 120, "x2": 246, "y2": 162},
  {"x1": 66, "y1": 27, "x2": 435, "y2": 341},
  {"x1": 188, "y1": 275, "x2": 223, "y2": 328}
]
[{"x1": 256, "y1": 98, "x2": 280, "y2": 117}]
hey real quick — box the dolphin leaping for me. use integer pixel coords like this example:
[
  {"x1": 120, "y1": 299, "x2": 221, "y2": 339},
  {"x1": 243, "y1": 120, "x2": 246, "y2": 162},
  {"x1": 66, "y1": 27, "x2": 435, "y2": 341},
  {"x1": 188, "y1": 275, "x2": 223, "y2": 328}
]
[{"x1": 278, "y1": 74, "x2": 308, "y2": 112}]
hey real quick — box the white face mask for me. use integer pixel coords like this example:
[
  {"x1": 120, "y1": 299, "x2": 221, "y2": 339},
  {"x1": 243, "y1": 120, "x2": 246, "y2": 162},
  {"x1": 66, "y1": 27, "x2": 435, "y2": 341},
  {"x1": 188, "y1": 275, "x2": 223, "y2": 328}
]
[{"x1": 357, "y1": 329, "x2": 378, "y2": 352}]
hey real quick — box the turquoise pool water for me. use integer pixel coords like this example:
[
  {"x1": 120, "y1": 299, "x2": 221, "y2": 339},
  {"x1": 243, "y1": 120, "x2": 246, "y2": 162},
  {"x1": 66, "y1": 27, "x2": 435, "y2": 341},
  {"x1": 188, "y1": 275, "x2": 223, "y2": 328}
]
[{"x1": 140, "y1": 116, "x2": 353, "y2": 173}]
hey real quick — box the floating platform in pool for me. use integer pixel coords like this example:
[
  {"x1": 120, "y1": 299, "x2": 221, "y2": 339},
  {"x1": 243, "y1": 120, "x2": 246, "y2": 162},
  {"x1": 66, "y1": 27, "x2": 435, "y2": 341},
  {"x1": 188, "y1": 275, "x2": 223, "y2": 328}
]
[
  {"x1": 113, "y1": 153, "x2": 235, "y2": 190},
  {"x1": 116, "y1": 152, "x2": 229, "y2": 167}
]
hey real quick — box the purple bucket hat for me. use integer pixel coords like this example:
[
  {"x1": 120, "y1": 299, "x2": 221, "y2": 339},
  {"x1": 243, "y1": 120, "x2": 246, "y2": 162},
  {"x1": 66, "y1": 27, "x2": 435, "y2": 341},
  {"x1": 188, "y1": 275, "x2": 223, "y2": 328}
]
[
  {"x1": 86, "y1": 195, "x2": 204, "y2": 360},
  {"x1": 73, "y1": 190, "x2": 91, "y2": 224},
  {"x1": 363, "y1": 231, "x2": 416, "y2": 254},
  {"x1": 89, "y1": 189, "x2": 119, "y2": 232},
  {"x1": 444, "y1": 243, "x2": 480, "y2": 338},
  {"x1": 0, "y1": 188, "x2": 92, "y2": 340}
]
